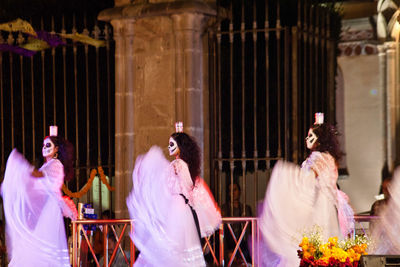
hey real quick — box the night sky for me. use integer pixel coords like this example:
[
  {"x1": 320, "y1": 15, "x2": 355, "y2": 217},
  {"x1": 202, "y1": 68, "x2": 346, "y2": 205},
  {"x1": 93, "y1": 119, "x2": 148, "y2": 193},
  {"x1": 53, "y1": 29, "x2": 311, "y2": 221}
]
[{"x1": 0, "y1": 0, "x2": 114, "y2": 22}]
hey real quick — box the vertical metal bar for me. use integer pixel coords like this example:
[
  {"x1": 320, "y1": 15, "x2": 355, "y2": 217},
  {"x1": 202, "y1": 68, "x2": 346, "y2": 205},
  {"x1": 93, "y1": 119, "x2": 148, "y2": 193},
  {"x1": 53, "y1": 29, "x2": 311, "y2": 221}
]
[
  {"x1": 326, "y1": 10, "x2": 335, "y2": 120},
  {"x1": 62, "y1": 16, "x2": 68, "y2": 139},
  {"x1": 0, "y1": 52, "x2": 4, "y2": 171},
  {"x1": 314, "y1": 7, "x2": 319, "y2": 112},
  {"x1": 320, "y1": 9, "x2": 326, "y2": 113},
  {"x1": 209, "y1": 30, "x2": 217, "y2": 197},
  {"x1": 30, "y1": 52, "x2": 36, "y2": 164},
  {"x1": 265, "y1": 0, "x2": 270, "y2": 169},
  {"x1": 94, "y1": 22, "x2": 102, "y2": 214},
  {"x1": 72, "y1": 222, "x2": 77, "y2": 267},
  {"x1": 104, "y1": 224, "x2": 109, "y2": 267},
  {"x1": 284, "y1": 27, "x2": 290, "y2": 160},
  {"x1": 19, "y1": 53, "x2": 25, "y2": 155},
  {"x1": 257, "y1": 219, "x2": 260, "y2": 265},
  {"x1": 303, "y1": 0, "x2": 308, "y2": 154},
  {"x1": 16, "y1": 30, "x2": 26, "y2": 154},
  {"x1": 217, "y1": 25, "x2": 223, "y2": 206},
  {"x1": 252, "y1": 0, "x2": 259, "y2": 210},
  {"x1": 83, "y1": 16, "x2": 91, "y2": 204},
  {"x1": 292, "y1": 25, "x2": 299, "y2": 163},
  {"x1": 130, "y1": 222, "x2": 135, "y2": 266},
  {"x1": 309, "y1": 5, "x2": 314, "y2": 123},
  {"x1": 105, "y1": 24, "x2": 112, "y2": 211},
  {"x1": 276, "y1": 3, "x2": 282, "y2": 158},
  {"x1": 51, "y1": 16, "x2": 57, "y2": 124},
  {"x1": 241, "y1": 0, "x2": 247, "y2": 216},
  {"x1": 229, "y1": 15, "x2": 234, "y2": 216},
  {"x1": 72, "y1": 15, "x2": 80, "y2": 192},
  {"x1": 41, "y1": 18, "x2": 46, "y2": 137},
  {"x1": 251, "y1": 220, "x2": 255, "y2": 266},
  {"x1": 219, "y1": 223, "x2": 224, "y2": 266},
  {"x1": 9, "y1": 51, "x2": 15, "y2": 148},
  {"x1": 210, "y1": 4, "x2": 217, "y2": 202}
]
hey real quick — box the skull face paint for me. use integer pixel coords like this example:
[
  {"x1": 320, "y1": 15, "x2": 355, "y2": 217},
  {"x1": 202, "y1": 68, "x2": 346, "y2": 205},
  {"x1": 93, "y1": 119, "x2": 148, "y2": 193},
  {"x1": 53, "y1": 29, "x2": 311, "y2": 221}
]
[
  {"x1": 168, "y1": 137, "x2": 179, "y2": 156},
  {"x1": 305, "y1": 129, "x2": 318, "y2": 150},
  {"x1": 42, "y1": 138, "x2": 56, "y2": 158}
]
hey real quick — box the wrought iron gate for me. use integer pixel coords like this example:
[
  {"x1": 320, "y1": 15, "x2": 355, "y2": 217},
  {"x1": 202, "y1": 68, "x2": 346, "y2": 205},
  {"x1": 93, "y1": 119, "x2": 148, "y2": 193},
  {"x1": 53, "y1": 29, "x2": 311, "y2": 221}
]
[
  {"x1": 208, "y1": 0, "x2": 341, "y2": 215},
  {"x1": 0, "y1": 14, "x2": 115, "y2": 207}
]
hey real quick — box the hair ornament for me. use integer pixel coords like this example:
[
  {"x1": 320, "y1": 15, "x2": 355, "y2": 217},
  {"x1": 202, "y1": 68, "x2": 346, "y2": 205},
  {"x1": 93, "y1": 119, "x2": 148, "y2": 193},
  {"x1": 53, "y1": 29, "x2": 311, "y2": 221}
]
[
  {"x1": 314, "y1": 113, "x2": 324, "y2": 125},
  {"x1": 49, "y1": 125, "x2": 58, "y2": 136},
  {"x1": 175, "y1": 122, "x2": 183, "y2": 133}
]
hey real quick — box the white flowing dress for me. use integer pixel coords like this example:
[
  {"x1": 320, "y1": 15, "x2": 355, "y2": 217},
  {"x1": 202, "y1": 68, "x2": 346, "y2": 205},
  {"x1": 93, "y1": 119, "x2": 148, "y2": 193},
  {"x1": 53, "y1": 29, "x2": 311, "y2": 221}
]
[
  {"x1": 259, "y1": 151, "x2": 354, "y2": 267},
  {"x1": 1, "y1": 149, "x2": 71, "y2": 267},
  {"x1": 370, "y1": 167, "x2": 400, "y2": 254},
  {"x1": 126, "y1": 146, "x2": 221, "y2": 267}
]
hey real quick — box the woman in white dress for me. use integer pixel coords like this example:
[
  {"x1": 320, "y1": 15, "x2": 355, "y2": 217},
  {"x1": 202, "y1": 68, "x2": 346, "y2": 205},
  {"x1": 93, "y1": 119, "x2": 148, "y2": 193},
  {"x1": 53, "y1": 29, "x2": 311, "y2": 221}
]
[
  {"x1": 259, "y1": 114, "x2": 354, "y2": 266},
  {"x1": 370, "y1": 167, "x2": 400, "y2": 254},
  {"x1": 2, "y1": 126, "x2": 77, "y2": 267},
  {"x1": 127, "y1": 129, "x2": 221, "y2": 267}
]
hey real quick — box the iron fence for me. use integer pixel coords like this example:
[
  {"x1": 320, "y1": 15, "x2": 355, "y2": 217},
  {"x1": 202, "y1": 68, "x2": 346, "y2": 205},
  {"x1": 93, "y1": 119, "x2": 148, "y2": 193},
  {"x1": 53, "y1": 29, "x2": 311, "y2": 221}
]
[
  {"x1": 209, "y1": 0, "x2": 340, "y2": 218},
  {"x1": 0, "y1": 14, "x2": 115, "y2": 210}
]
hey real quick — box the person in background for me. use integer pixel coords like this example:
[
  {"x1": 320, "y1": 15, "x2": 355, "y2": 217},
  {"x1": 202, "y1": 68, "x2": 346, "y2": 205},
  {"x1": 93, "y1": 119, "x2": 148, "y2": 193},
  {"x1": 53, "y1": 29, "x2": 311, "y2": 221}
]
[
  {"x1": 99, "y1": 232, "x2": 130, "y2": 267},
  {"x1": 221, "y1": 182, "x2": 253, "y2": 265},
  {"x1": 371, "y1": 177, "x2": 392, "y2": 217},
  {"x1": 93, "y1": 210, "x2": 116, "y2": 266}
]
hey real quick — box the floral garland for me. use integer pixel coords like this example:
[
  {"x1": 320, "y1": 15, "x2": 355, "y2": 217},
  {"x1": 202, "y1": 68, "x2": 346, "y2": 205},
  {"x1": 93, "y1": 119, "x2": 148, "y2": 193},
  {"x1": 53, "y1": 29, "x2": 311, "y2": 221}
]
[
  {"x1": 62, "y1": 166, "x2": 114, "y2": 199},
  {"x1": 298, "y1": 226, "x2": 369, "y2": 267}
]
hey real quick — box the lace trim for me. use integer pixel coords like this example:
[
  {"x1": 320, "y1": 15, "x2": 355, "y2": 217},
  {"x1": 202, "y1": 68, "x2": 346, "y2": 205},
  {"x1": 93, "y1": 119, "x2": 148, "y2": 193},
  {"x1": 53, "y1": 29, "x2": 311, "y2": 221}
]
[
  {"x1": 182, "y1": 245, "x2": 206, "y2": 265},
  {"x1": 167, "y1": 159, "x2": 194, "y2": 205}
]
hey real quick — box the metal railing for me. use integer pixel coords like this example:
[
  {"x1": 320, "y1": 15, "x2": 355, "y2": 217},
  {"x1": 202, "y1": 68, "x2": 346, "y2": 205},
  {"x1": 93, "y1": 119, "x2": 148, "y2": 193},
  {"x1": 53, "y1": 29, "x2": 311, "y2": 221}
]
[
  {"x1": 71, "y1": 215, "x2": 376, "y2": 267},
  {"x1": 71, "y1": 219, "x2": 134, "y2": 267},
  {"x1": 219, "y1": 217, "x2": 259, "y2": 267}
]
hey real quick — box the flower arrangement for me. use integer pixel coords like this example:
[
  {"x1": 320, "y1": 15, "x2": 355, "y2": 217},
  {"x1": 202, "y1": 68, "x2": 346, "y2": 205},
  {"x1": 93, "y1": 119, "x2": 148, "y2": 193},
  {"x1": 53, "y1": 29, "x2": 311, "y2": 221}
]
[{"x1": 298, "y1": 226, "x2": 369, "y2": 267}]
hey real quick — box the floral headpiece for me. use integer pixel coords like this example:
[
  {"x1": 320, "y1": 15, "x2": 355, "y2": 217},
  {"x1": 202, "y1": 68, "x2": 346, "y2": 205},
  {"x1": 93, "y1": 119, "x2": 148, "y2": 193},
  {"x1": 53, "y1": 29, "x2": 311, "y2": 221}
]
[
  {"x1": 314, "y1": 113, "x2": 324, "y2": 125},
  {"x1": 175, "y1": 122, "x2": 183, "y2": 133}
]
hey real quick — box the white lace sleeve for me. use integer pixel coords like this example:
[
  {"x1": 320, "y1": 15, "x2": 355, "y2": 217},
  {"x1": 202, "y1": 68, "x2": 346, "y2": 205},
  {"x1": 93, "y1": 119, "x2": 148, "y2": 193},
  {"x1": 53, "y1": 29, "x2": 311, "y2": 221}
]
[
  {"x1": 192, "y1": 179, "x2": 222, "y2": 237},
  {"x1": 308, "y1": 152, "x2": 354, "y2": 237},
  {"x1": 169, "y1": 159, "x2": 194, "y2": 204},
  {"x1": 40, "y1": 159, "x2": 65, "y2": 193}
]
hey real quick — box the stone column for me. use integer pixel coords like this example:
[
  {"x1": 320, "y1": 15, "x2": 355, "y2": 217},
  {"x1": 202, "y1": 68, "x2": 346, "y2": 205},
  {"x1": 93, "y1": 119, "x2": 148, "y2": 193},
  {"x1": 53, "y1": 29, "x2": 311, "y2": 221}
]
[
  {"x1": 384, "y1": 42, "x2": 396, "y2": 172},
  {"x1": 172, "y1": 12, "x2": 205, "y2": 161},
  {"x1": 99, "y1": 1, "x2": 216, "y2": 217},
  {"x1": 378, "y1": 45, "x2": 388, "y2": 170},
  {"x1": 110, "y1": 19, "x2": 135, "y2": 218}
]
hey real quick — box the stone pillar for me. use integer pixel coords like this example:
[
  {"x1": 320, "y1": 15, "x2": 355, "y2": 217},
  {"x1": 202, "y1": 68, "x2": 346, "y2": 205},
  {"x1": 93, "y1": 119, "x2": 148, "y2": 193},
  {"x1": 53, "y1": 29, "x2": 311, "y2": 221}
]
[
  {"x1": 378, "y1": 45, "x2": 388, "y2": 169},
  {"x1": 171, "y1": 12, "x2": 205, "y2": 156},
  {"x1": 99, "y1": 1, "x2": 216, "y2": 217},
  {"x1": 110, "y1": 19, "x2": 135, "y2": 218},
  {"x1": 385, "y1": 42, "x2": 396, "y2": 172}
]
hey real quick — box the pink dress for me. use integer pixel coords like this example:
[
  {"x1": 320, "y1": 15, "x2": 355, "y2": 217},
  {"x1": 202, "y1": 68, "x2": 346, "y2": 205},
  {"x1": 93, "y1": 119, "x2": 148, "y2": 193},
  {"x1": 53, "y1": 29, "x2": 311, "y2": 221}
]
[
  {"x1": 126, "y1": 146, "x2": 221, "y2": 267},
  {"x1": 2, "y1": 149, "x2": 71, "y2": 266},
  {"x1": 259, "y1": 151, "x2": 354, "y2": 267}
]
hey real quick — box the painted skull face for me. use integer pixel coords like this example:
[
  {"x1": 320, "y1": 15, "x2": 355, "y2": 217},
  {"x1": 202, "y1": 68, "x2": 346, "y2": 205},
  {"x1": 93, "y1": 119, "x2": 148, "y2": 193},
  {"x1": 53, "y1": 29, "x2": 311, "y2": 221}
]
[
  {"x1": 168, "y1": 137, "x2": 179, "y2": 156},
  {"x1": 305, "y1": 129, "x2": 318, "y2": 150},
  {"x1": 42, "y1": 138, "x2": 56, "y2": 158}
]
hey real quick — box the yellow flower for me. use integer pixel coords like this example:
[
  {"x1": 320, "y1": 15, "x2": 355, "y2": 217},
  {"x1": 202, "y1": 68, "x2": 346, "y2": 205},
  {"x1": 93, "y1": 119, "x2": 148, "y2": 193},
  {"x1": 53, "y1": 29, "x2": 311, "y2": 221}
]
[{"x1": 328, "y1": 236, "x2": 338, "y2": 246}]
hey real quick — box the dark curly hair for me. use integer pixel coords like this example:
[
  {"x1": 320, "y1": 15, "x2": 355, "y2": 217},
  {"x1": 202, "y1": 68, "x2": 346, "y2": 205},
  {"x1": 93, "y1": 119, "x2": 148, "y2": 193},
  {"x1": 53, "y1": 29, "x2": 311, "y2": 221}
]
[
  {"x1": 46, "y1": 136, "x2": 75, "y2": 181},
  {"x1": 170, "y1": 132, "x2": 201, "y2": 185},
  {"x1": 309, "y1": 123, "x2": 343, "y2": 164}
]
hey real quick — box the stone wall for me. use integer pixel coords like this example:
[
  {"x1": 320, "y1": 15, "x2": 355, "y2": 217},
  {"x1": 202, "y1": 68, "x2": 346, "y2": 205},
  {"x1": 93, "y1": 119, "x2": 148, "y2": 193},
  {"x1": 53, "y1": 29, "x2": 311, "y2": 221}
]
[{"x1": 99, "y1": 0, "x2": 216, "y2": 218}]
